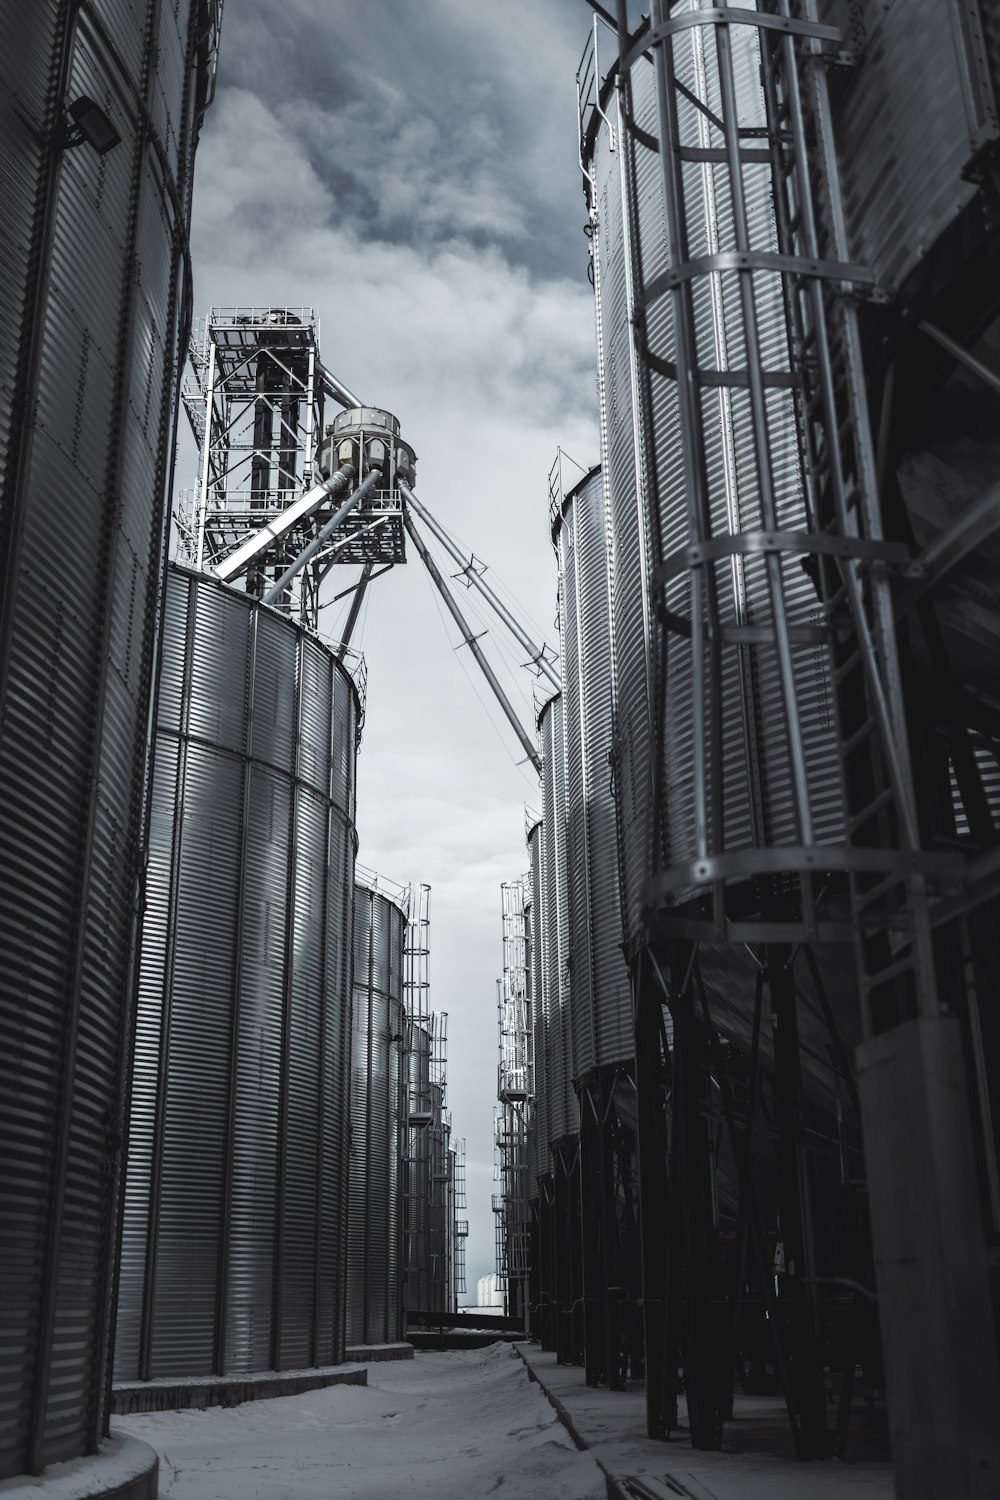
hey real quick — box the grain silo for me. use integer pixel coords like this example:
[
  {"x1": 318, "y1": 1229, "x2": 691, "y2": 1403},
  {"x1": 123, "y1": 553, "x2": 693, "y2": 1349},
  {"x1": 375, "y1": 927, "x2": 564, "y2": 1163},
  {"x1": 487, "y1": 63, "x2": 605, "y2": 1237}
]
[
  {"x1": 538, "y1": 693, "x2": 584, "y2": 1365},
  {"x1": 0, "y1": 3, "x2": 219, "y2": 1478},
  {"x1": 580, "y1": 1, "x2": 1000, "y2": 1488},
  {"x1": 526, "y1": 817, "x2": 556, "y2": 1351},
  {"x1": 403, "y1": 1013, "x2": 454, "y2": 1317},
  {"x1": 348, "y1": 880, "x2": 407, "y2": 1349},
  {"x1": 552, "y1": 459, "x2": 640, "y2": 1389},
  {"x1": 114, "y1": 563, "x2": 358, "y2": 1380}
]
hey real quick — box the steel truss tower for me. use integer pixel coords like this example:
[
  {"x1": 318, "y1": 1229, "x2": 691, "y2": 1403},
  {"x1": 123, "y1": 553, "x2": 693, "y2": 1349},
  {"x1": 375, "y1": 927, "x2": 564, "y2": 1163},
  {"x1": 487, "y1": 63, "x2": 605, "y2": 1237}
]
[
  {"x1": 581, "y1": 0, "x2": 1000, "y2": 1484},
  {"x1": 177, "y1": 307, "x2": 409, "y2": 628},
  {"x1": 495, "y1": 879, "x2": 533, "y2": 1323}
]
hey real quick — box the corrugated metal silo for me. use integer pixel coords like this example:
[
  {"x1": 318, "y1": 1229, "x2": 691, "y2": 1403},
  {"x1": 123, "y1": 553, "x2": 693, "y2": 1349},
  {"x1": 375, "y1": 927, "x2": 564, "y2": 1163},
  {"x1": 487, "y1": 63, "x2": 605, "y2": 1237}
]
[
  {"x1": 553, "y1": 464, "x2": 630, "y2": 1070},
  {"x1": 538, "y1": 693, "x2": 584, "y2": 1365},
  {"x1": 404, "y1": 1020, "x2": 432, "y2": 1314},
  {"x1": 348, "y1": 883, "x2": 407, "y2": 1346},
  {"x1": 553, "y1": 458, "x2": 640, "y2": 1386},
  {"x1": 0, "y1": 4, "x2": 218, "y2": 1477},
  {"x1": 527, "y1": 819, "x2": 548, "y2": 1187},
  {"x1": 590, "y1": 9, "x2": 846, "y2": 941},
  {"x1": 115, "y1": 563, "x2": 358, "y2": 1380},
  {"x1": 538, "y1": 694, "x2": 577, "y2": 1141}
]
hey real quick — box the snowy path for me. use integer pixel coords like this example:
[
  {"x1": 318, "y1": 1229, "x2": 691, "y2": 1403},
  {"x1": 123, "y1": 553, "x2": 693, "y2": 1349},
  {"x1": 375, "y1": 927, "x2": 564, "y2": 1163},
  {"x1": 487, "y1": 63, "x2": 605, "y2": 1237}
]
[{"x1": 114, "y1": 1344, "x2": 607, "y2": 1500}]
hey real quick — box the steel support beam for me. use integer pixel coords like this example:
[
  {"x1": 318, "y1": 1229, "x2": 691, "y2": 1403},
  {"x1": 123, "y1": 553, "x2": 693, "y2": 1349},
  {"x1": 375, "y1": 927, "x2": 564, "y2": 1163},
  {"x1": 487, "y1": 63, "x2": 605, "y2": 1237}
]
[
  {"x1": 215, "y1": 462, "x2": 356, "y2": 583},
  {"x1": 633, "y1": 948, "x2": 678, "y2": 1438},
  {"x1": 403, "y1": 510, "x2": 542, "y2": 774},
  {"x1": 399, "y1": 481, "x2": 560, "y2": 689},
  {"x1": 262, "y1": 467, "x2": 380, "y2": 604}
]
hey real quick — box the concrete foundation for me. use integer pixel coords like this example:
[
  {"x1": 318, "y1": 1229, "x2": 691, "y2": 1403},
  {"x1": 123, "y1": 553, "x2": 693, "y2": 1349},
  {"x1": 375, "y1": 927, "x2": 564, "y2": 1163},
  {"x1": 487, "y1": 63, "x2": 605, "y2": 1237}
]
[
  {"x1": 111, "y1": 1364, "x2": 366, "y2": 1416},
  {"x1": 345, "y1": 1343, "x2": 414, "y2": 1362},
  {"x1": 0, "y1": 1435, "x2": 158, "y2": 1500}
]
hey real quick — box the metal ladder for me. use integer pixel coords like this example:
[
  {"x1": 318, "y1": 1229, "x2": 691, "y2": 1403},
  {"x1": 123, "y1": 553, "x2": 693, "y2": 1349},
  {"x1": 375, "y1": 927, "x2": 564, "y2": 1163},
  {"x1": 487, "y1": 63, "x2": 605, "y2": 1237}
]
[{"x1": 757, "y1": 0, "x2": 954, "y2": 1035}]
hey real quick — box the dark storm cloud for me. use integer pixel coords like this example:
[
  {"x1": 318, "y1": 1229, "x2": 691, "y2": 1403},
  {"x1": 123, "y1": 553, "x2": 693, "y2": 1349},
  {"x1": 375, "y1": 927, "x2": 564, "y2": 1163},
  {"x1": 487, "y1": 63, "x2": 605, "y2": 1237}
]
[{"x1": 214, "y1": 0, "x2": 592, "y2": 281}]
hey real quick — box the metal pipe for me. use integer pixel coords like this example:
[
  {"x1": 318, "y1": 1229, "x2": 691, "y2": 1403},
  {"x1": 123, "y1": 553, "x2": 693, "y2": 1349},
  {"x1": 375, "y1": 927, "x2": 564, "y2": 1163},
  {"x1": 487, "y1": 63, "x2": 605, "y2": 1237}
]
[
  {"x1": 320, "y1": 364, "x2": 364, "y2": 410},
  {"x1": 918, "y1": 320, "x2": 1000, "y2": 401},
  {"x1": 901, "y1": 478, "x2": 1000, "y2": 597},
  {"x1": 215, "y1": 462, "x2": 356, "y2": 582},
  {"x1": 403, "y1": 510, "x2": 542, "y2": 775},
  {"x1": 262, "y1": 467, "x2": 381, "y2": 605},
  {"x1": 398, "y1": 480, "x2": 560, "y2": 688},
  {"x1": 336, "y1": 563, "x2": 374, "y2": 662}
]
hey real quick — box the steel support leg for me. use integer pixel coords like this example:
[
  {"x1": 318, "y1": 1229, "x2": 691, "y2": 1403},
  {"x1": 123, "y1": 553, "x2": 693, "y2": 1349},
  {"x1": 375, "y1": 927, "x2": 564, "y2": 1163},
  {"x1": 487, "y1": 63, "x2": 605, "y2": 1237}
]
[
  {"x1": 633, "y1": 948, "x2": 678, "y2": 1437},
  {"x1": 768, "y1": 943, "x2": 833, "y2": 1458},
  {"x1": 670, "y1": 959, "x2": 724, "y2": 1450}
]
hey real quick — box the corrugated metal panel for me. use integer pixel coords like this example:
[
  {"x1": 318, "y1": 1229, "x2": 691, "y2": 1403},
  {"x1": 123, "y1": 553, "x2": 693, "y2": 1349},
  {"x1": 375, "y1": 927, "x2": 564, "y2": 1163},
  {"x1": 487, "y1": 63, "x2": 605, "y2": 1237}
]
[
  {"x1": 556, "y1": 471, "x2": 632, "y2": 1071},
  {"x1": 115, "y1": 567, "x2": 358, "y2": 1380},
  {"x1": 0, "y1": 2, "x2": 214, "y2": 1476},
  {"x1": 818, "y1": 0, "x2": 983, "y2": 293},
  {"x1": 539, "y1": 696, "x2": 577, "y2": 1143},
  {"x1": 347, "y1": 887, "x2": 407, "y2": 1346}
]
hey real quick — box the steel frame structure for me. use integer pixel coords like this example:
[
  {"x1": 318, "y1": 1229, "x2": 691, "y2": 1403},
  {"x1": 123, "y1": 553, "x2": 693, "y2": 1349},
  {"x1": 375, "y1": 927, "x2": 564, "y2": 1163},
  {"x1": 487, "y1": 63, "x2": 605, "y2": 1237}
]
[
  {"x1": 177, "y1": 308, "x2": 406, "y2": 629},
  {"x1": 495, "y1": 879, "x2": 534, "y2": 1323},
  {"x1": 575, "y1": 1, "x2": 1000, "y2": 1484}
]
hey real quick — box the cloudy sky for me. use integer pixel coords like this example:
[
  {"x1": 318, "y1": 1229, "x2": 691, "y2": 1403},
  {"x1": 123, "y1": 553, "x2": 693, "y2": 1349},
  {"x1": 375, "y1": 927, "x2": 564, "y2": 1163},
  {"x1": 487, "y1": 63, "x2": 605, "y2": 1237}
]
[{"x1": 187, "y1": 0, "x2": 614, "y2": 1294}]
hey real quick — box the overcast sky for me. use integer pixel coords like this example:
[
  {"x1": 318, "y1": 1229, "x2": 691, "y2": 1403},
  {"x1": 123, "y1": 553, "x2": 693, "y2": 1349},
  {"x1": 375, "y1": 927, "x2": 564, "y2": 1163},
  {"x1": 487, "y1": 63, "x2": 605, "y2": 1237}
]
[{"x1": 188, "y1": 0, "x2": 607, "y2": 1295}]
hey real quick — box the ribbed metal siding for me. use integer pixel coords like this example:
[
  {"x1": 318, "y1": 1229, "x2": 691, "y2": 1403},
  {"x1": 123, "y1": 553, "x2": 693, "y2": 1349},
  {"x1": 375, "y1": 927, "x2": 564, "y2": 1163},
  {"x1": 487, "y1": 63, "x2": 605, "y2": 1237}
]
[
  {"x1": 591, "y1": 89, "x2": 652, "y2": 951},
  {"x1": 348, "y1": 886, "x2": 406, "y2": 1346},
  {"x1": 539, "y1": 696, "x2": 578, "y2": 1142},
  {"x1": 0, "y1": 5, "x2": 214, "y2": 1477},
  {"x1": 589, "y1": 6, "x2": 844, "y2": 926},
  {"x1": 818, "y1": 0, "x2": 986, "y2": 292},
  {"x1": 114, "y1": 565, "x2": 358, "y2": 1380},
  {"x1": 555, "y1": 469, "x2": 631, "y2": 1071}
]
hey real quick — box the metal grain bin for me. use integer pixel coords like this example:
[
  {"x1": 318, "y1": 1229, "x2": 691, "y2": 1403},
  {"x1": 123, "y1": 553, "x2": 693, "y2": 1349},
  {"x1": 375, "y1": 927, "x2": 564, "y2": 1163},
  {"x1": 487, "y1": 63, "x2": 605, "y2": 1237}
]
[
  {"x1": 586, "y1": 8, "x2": 844, "y2": 944},
  {"x1": 553, "y1": 465, "x2": 631, "y2": 1071},
  {"x1": 404, "y1": 1020, "x2": 432, "y2": 1313},
  {"x1": 114, "y1": 564, "x2": 358, "y2": 1380},
  {"x1": 348, "y1": 883, "x2": 407, "y2": 1346},
  {"x1": 0, "y1": 4, "x2": 219, "y2": 1477},
  {"x1": 539, "y1": 695, "x2": 578, "y2": 1143},
  {"x1": 526, "y1": 819, "x2": 549, "y2": 1189}
]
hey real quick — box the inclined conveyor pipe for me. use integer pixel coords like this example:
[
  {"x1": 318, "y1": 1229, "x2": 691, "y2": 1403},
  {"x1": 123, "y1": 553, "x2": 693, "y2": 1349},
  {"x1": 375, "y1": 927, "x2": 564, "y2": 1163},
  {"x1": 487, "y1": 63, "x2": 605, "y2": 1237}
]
[
  {"x1": 262, "y1": 467, "x2": 382, "y2": 604},
  {"x1": 214, "y1": 462, "x2": 356, "y2": 582},
  {"x1": 403, "y1": 509, "x2": 542, "y2": 775},
  {"x1": 398, "y1": 479, "x2": 560, "y2": 690}
]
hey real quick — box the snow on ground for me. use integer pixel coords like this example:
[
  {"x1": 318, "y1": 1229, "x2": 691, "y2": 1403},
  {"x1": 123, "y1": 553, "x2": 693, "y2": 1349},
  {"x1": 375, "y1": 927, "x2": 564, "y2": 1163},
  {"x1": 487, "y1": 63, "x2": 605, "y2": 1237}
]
[{"x1": 114, "y1": 1343, "x2": 607, "y2": 1500}]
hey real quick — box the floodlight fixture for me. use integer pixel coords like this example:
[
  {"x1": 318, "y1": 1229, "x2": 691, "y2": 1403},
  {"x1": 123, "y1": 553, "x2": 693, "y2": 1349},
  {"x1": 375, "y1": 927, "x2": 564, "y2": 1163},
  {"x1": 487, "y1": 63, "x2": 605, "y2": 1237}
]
[{"x1": 65, "y1": 96, "x2": 122, "y2": 155}]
